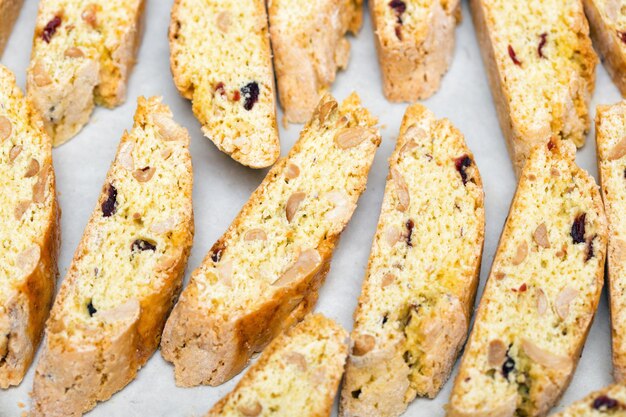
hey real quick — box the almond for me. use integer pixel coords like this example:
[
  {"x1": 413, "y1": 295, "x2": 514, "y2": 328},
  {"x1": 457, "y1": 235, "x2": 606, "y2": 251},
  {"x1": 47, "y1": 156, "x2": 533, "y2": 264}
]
[
  {"x1": 403, "y1": 124, "x2": 427, "y2": 141},
  {"x1": 533, "y1": 223, "x2": 550, "y2": 248},
  {"x1": 488, "y1": 339, "x2": 507, "y2": 367},
  {"x1": 608, "y1": 137, "x2": 626, "y2": 160},
  {"x1": 150, "y1": 216, "x2": 177, "y2": 234},
  {"x1": 161, "y1": 148, "x2": 173, "y2": 160},
  {"x1": 284, "y1": 351, "x2": 307, "y2": 371},
  {"x1": 0, "y1": 116, "x2": 12, "y2": 141},
  {"x1": 152, "y1": 113, "x2": 182, "y2": 141},
  {"x1": 9, "y1": 145, "x2": 21, "y2": 162},
  {"x1": 353, "y1": 333, "x2": 376, "y2": 356},
  {"x1": 17, "y1": 245, "x2": 40, "y2": 276},
  {"x1": 133, "y1": 166, "x2": 156, "y2": 182},
  {"x1": 391, "y1": 168, "x2": 409, "y2": 212},
  {"x1": 24, "y1": 159, "x2": 40, "y2": 178},
  {"x1": 381, "y1": 273, "x2": 395, "y2": 287},
  {"x1": 334, "y1": 126, "x2": 370, "y2": 149},
  {"x1": 216, "y1": 10, "x2": 231, "y2": 33},
  {"x1": 285, "y1": 192, "x2": 306, "y2": 223},
  {"x1": 554, "y1": 286, "x2": 578, "y2": 320},
  {"x1": 285, "y1": 163, "x2": 300, "y2": 180},
  {"x1": 118, "y1": 142, "x2": 134, "y2": 170},
  {"x1": 317, "y1": 99, "x2": 337, "y2": 124},
  {"x1": 238, "y1": 402, "x2": 262, "y2": 417},
  {"x1": 323, "y1": 190, "x2": 352, "y2": 223},
  {"x1": 217, "y1": 261, "x2": 233, "y2": 286},
  {"x1": 400, "y1": 139, "x2": 418, "y2": 155},
  {"x1": 14, "y1": 201, "x2": 31, "y2": 220},
  {"x1": 81, "y1": 4, "x2": 98, "y2": 27},
  {"x1": 385, "y1": 225, "x2": 402, "y2": 247},
  {"x1": 536, "y1": 288, "x2": 548, "y2": 315},
  {"x1": 273, "y1": 249, "x2": 321, "y2": 287},
  {"x1": 511, "y1": 241, "x2": 528, "y2": 265},
  {"x1": 522, "y1": 338, "x2": 572, "y2": 370},
  {"x1": 32, "y1": 165, "x2": 49, "y2": 203},
  {"x1": 156, "y1": 256, "x2": 177, "y2": 272},
  {"x1": 64, "y1": 47, "x2": 84, "y2": 58},
  {"x1": 244, "y1": 228, "x2": 267, "y2": 241},
  {"x1": 32, "y1": 60, "x2": 52, "y2": 87}
]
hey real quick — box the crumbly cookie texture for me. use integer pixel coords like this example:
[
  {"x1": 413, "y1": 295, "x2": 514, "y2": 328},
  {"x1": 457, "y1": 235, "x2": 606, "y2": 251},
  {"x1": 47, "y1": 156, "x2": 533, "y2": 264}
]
[
  {"x1": 584, "y1": 0, "x2": 626, "y2": 97},
  {"x1": 340, "y1": 104, "x2": 484, "y2": 417},
  {"x1": 470, "y1": 0, "x2": 597, "y2": 176},
  {"x1": 169, "y1": 0, "x2": 280, "y2": 168},
  {"x1": 31, "y1": 97, "x2": 194, "y2": 417},
  {"x1": 205, "y1": 314, "x2": 349, "y2": 417},
  {"x1": 596, "y1": 101, "x2": 626, "y2": 383},
  {"x1": 0, "y1": 0, "x2": 24, "y2": 56},
  {"x1": 268, "y1": 0, "x2": 363, "y2": 123},
  {"x1": 446, "y1": 139, "x2": 607, "y2": 417},
  {"x1": 0, "y1": 65, "x2": 58, "y2": 389},
  {"x1": 27, "y1": 0, "x2": 144, "y2": 146},
  {"x1": 548, "y1": 384, "x2": 626, "y2": 416},
  {"x1": 371, "y1": 0, "x2": 461, "y2": 102},
  {"x1": 161, "y1": 93, "x2": 381, "y2": 387}
]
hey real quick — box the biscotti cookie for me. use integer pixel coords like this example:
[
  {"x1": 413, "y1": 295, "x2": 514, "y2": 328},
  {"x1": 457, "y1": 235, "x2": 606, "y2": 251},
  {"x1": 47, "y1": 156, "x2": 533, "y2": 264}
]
[
  {"x1": 470, "y1": 0, "x2": 597, "y2": 176},
  {"x1": 205, "y1": 314, "x2": 348, "y2": 417},
  {"x1": 0, "y1": 0, "x2": 24, "y2": 56},
  {"x1": 370, "y1": 0, "x2": 461, "y2": 102},
  {"x1": 596, "y1": 101, "x2": 626, "y2": 383},
  {"x1": 549, "y1": 384, "x2": 626, "y2": 416},
  {"x1": 447, "y1": 139, "x2": 607, "y2": 417},
  {"x1": 340, "y1": 104, "x2": 484, "y2": 417},
  {"x1": 31, "y1": 96, "x2": 194, "y2": 417},
  {"x1": 169, "y1": 0, "x2": 280, "y2": 168},
  {"x1": 584, "y1": 0, "x2": 626, "y2": 96},
  {"x1": 161, "y1": 93, "x2": 380, "y2": 387},
  {"x1": 268, "y1": 0, "x2": 363, "y2": 123},
  {"x1": 27, "y1": 0, "x2": 145, "y2": 146},
  {"x1": 0, "y1": 65, "x2": 59, "y2": 389}
]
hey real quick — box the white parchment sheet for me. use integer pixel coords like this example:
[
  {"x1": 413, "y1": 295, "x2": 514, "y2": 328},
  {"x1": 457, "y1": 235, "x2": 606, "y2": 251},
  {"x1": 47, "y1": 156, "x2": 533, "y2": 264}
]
[{"x1": 0, "y1": 0, "x2": 621, "y2": 416}]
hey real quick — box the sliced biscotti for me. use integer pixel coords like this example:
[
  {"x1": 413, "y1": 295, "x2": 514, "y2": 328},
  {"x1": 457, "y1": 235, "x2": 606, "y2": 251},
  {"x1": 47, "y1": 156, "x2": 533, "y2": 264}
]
[
  {"x1": 268, "y1": 0, "x2": 363, "y2": 123},
  {"x1": 31, "y1": 97, "x2": 193, "y2": 417},
  {"x1": 161, "y1": 93, "x2": 380, "y2": 387},
  {"x1": 27, "y1": 0, "x2": 145, "y2": 146},
  {"x1": 169, "y1": 0, "x2": 279, "y2": 169},
  {"x1": 370, "y1": 0, "x2": 461, "y2": 102},
  {"x1": 340, "y1": 105, "x2": 484, "y2": 417},
  {"x1": 549, "y1": 384, "x2": 626, "y2": 416},
  {"x1": 0, "y1": 65, "x2": 59, "y2": 389},
  {"x1": 470, "y1": 0, "x2": 597, "y2": 176},
  {"x1": 446, "y1": 139, "x2": 607, "y2": 417},
  {"x1": 584, "y1": 0, "x2": 626, "y2": 96},
  {"x1": 596, "y1": 101, "x2": 626, "y2": 383},
  {"x1": 205, "y1": 314, "x2": 348, "y2": 417},
  {"x1": 0, "y1": 0, "x2": 24, "y2": 56}
]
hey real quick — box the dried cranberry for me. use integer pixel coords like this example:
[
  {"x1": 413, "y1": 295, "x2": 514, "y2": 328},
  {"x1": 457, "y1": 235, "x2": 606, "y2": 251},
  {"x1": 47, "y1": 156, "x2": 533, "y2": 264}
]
[
  {"x1": 42, "y1": 15, "x2": 62, "y2": 43},
  {"x1": 508, "y1": 45, "x2": 522, "y2": 66},
  {"x1": 351, "y1": 389, "x2": 362, "y2": 399},
  {"x1": 518, "y1": 283, "x2": 527, "y2": 292},
  {"x1": 394, "y1": 25, "x2": 403, "y2": 40},
  {"x1": 388, "y1": 0, "x2": 406, "y2": 17},
  {"x1": 232, "y1": 90, "x2": 240, "y2": 101},
  {"x1": 618, "y1": 30, "x2": 626, "y2": 45},
  {"x1": 101, "y1": 184, "x2": 118, "y2": 217},
  {"x1": 131, "y1": 239, "x2": 157, "y2": 252},
  {"x1": 547, "y1": 139, "x2": 556, "y2": 150},
  {"x1": 592, "y1": 395, "x2": 619, "y2": 410},
  {"x1": 571, "y1": 213, "x2": 586, "y2": 244},
  {"x1": 406, "y1": 219, "x2": 414, "y2": 247},
  {"x1": 538, "y1": 33, "x2": 547, "y2": 58},
  {"x1": 586, "y1": 234, "x2": 597, "y2": 262},
  {"x1": 214, "y1": 82, "x2": 226, "y2": 96},
  {"x1": 241, "y1": 82, "x2": 260, "y2": 111},
  {"x1": 502, "y1": 354, "x2": 515, "y2": 379},
  {"x1": 455, "y1": 155, "x2": 472, "y2": 185},
  {"x1": 87, "y1": 300, "x2": 97, "y2": 317},
  {"x1": 210, "y1": 242, "x2": 225, "y2": 262}
]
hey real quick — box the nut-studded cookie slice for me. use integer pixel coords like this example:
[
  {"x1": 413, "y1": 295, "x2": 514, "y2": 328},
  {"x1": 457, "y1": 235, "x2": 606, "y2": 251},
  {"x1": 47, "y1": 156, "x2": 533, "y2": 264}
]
[
  {"x1": 268, "y1": 0, "x2": 363, "y2": 123},
  {"x1": 548, "y1": 384, "x2": 626, "y2": 416},
  {"x1": 447, "y1": 139, "x2": 607, "y2": 417},
  {"x1": 27, "y1": 0, "x2": 145, "y2": 146},
  {"x1": 370, "y1": 0, "x2": 461, "y2": 102},
  {"x1": 205, "y1": 314, "x2": 348, "y2": 417},
  {"x1": 169, "y1": 0, "x2": 279, "y2": 168},
  {"x1": 161, "y1": 93, "x2": 381, "y2": 387},
  {"x1": 340, "y1": 104, "x2": 484, "y2": 417},
  {"x1": 0, "y1": 65, "x2": 59, "y2": 389},
  {"x1": 596, "y1": 101, "x2": 626, "y2": 382},
  {"x1": 0, "y1": 0, "x2": 24, "y2": 56},
  {"x1": 470, "y1": 0, "x2": 597, "y2": 175},
  {"x1": 31, "y1": 97, "x2": 194, "y2": 417}
]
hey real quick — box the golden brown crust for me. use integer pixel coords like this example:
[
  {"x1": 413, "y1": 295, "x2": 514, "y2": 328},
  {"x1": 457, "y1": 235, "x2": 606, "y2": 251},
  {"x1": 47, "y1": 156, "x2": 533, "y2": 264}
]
[
  {"x1": 31, "y1": 97, "x2": 194, "y2": 417},
  {"x1": 0, "y1": 0, "x2": 24, "y2": 57}
]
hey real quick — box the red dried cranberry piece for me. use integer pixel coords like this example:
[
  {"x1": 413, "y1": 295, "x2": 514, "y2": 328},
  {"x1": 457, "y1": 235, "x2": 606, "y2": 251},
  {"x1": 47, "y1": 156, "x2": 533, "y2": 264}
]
[
  {"x1": 101, "y1": 184, "x2": 118, "y2": 217},
  {"x1": 405, "y1": 219, "x2": 414, "y2": 246},
  {"x1": 508, "y1": 45, "x2": 522, "y2": 66},
  {"x1": 394, "y1": 24, "x2": 403, "y2": 40},
  {"x1": 241, "y1": 82, "x2": 260, "y2": 111},
  {"x1": 538, "y1": 33, "x2": 547, "y2": 58},
  {"x1": 87, "y1": 300, "x2": 97, "y2": 316},
  {"x1": 571, "y1": 213, "x2": 586, "y2": 244},
  {"x1": 210, "y1": 242, "x2": 225, "y2": 262},
  {"x1": 131, "y1": 239, "x2": 157, "y2": 252},
  {"x1": 232, "y1": 90, "x2": 241, "y2": 101},
  {"x1": 586, "y1": 234, "x2": 597, "y2": 262},
  {"x1": 455, "y1": 155, "x2": 472, "y2": 185},
  {"x1": 618, "y1": 30, "x2": 626, "y2": 45},
  {"x1": 42, "y1": 15, "x2": 62, "y2": 43},
  {"x1": 389, "y1": 0, "x2": 407, "y2": 17},
  {"x1": 502, "y1": 350, "x2": 515, "y2": 379},
  {"x1": 518, "y1": 283, "x2": 527, "y2": 292},
  {"x1": 547, "y1": 139, "x2": 556, "y2": 150},
  {"x1": 592, "y1": 395, "x2": 619, "y2": 410},
  {"x1": 214, "y1": 82, "x2": 226, "y2": 96}
]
